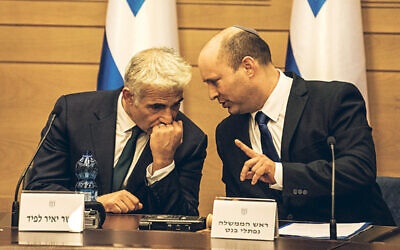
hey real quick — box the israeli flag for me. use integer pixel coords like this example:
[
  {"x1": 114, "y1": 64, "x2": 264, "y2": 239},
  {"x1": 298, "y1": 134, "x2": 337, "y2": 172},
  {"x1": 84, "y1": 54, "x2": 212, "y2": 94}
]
[
  {"x1": 285, "y1": 0, "x2": 369, "y2": 113},
  {"x1": 97, "y1": 0, "x2": 179, "y2": 90}
]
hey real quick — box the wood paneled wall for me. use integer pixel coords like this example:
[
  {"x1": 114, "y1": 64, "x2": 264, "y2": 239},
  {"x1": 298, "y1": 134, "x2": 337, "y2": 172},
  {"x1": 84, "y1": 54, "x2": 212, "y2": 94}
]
[{"x1": 0, "y1": 0, "x2": 399, "y2": 216}]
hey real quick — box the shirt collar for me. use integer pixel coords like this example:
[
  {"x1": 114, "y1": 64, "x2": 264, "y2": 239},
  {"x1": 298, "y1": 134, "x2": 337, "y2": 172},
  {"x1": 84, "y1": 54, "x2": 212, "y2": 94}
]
[
  {"x1": 117, "y1": 92, "x2": 136, "y2": 133},
  {"x1": 251, "y1": 69, "x2": 292, "y2": 122}
]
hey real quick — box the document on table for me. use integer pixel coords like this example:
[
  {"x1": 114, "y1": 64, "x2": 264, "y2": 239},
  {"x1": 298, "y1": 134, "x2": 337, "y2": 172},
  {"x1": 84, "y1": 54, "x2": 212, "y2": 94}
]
[{"x1": 279, "y1": 222, "x2": 371, "y2": 239}]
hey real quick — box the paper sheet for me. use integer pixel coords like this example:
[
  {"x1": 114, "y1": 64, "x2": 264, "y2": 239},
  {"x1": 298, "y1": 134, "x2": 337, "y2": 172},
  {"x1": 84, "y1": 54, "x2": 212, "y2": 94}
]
[{"x1": 279, "y1": 222, "x2": 371, "y2": 239}]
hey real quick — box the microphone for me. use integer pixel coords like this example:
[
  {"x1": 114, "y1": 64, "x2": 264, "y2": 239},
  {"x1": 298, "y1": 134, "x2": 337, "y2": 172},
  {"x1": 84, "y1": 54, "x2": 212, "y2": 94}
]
[
  {"x1": 327, "y1": 136, "x2": 337, "y2": 240},
  {"x1": 11, "y1": 105, "x2": 62, "y2": 227}
]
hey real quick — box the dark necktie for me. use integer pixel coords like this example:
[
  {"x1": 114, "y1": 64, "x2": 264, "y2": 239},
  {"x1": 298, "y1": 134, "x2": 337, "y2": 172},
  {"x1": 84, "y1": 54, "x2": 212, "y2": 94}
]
[
  {"x1": 112, "y1": 126, "x2": 141, "y2": 192},
  {"x1": 255, "y1": 111, "x2": 280, "y2": 162}
]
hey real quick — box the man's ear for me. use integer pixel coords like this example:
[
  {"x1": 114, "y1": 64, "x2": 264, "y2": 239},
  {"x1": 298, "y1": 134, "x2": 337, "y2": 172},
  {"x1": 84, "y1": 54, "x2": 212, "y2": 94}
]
[
  {"x1": 241, "y1": 56, "x2": 256, "y2": 77},
  {"x1": 122, "y1": 87, "x2": 135, "y2": 104}
]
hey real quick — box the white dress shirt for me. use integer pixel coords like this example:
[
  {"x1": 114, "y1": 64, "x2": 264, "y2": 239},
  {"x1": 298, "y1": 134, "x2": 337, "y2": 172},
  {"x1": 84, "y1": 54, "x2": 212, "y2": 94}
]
[
  {"x1": 249, "y1": 70, "x2": 293, "y2": 190},
  {"x1": 114, "y1": 93, "x2": 174, "y2": 188}
]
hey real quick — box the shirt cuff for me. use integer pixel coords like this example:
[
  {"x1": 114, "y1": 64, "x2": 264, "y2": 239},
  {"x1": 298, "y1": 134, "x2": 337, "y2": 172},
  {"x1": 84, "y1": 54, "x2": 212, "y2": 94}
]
[
  {"x1": 269, "y1": 162, "x2": 283, "y2": 190},
  {"x1": 146, "y1": 161, "x2": 175, "y2": 186}
]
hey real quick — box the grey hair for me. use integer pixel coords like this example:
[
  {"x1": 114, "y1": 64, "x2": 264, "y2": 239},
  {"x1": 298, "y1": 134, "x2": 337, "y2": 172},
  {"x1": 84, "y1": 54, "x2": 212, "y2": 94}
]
[{"x1": 124, "y1": 47, "x2": 192, "y2": 104}]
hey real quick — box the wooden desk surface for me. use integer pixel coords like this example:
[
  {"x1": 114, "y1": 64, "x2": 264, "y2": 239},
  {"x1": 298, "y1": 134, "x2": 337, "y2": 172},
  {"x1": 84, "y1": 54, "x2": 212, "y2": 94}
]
[{"x1": 0, "y1": 213, "x2": 399, "y2": 249}]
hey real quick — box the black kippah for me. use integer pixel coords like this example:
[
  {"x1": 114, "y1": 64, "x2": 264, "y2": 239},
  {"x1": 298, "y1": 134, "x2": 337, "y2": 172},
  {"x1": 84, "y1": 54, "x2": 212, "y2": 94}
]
[{"x1": 232, "y1": 25, "x2": 259, "y2": 37}]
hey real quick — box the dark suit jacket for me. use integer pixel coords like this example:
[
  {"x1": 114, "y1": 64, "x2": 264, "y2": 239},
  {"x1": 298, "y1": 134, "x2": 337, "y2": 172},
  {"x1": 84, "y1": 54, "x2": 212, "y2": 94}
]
[
  {"x1": 216, "y1": 72, "x2": 394, "y2": 225},
  {"x1": 25, "y1": 88, "x2": 207, "y2": 216}
]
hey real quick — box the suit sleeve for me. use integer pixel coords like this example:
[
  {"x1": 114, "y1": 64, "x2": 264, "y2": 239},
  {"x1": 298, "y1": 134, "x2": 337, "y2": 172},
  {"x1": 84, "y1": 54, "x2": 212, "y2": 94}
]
[
  {"x1": 145, "y1": 132, "x2": 207, "y2": 215},
  {"x1": 282, "y1": 83, "x2": 376, "y2": 198},
  {"x1": 216, "y1": 124, "x2": 240, "y2": 197},
  {"x1": 25, "y1": 95, "x2": 74, "y2": 191}
]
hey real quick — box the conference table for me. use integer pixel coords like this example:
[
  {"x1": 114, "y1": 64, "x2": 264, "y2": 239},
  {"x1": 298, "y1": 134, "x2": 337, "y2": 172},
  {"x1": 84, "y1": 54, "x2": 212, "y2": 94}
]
[{"x1": 1, "y1": 212, "x2": 400, "y2": 249}]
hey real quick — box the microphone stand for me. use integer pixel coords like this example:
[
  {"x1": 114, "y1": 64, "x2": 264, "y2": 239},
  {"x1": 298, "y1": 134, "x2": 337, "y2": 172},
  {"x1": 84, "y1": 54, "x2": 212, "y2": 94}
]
[
  {"x1": 11, "y1": 111, "x2": 59, "y2": 227},
  {"x1": 328, "y1": 137, "x2": 337, "y2": 240}
]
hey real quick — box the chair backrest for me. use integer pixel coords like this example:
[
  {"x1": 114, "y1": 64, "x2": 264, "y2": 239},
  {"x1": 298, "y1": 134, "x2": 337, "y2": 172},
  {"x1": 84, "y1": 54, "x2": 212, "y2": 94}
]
[{"x1": 376, "y1": 176, "x2": 400, "y2": 226}]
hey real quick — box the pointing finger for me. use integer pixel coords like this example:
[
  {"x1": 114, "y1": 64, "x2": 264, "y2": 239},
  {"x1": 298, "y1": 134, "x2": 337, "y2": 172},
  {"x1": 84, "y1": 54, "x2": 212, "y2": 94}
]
[{"x1": 235, "y1": 139, "x2": 258, "y2": 158}]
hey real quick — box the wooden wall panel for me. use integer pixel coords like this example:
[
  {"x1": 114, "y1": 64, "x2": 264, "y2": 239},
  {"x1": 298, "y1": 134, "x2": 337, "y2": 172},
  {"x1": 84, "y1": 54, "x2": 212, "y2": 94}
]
[
  {"x1": 178, "y1": 0, "x2": 291, "y2": 30},
  {"x1": 0, "y1": 63, "x2": 98, "y2": 123},
  {"x1": 0, "y1": 0, "x2": 399, "y2": 217},
  {"x1": 362, "y1": 6, "x2": 400, "y2": 33},
  {"x1": 0, "y1": 26, "x2": 103, "y2": 63},
  {"x1": 367, "y1": 71, "x2": 400, "y2": 176},
  {"x1": 0, "y1": 0, "x2": 106, "y2": 26},
  {"x1": 365, "y1": 34, "x2": 400, "y2": 71},
  {"x1": 1, "y1": 0, "x2": 399, "y2": 33},
  {"x1": 2, "y1": 27, "x2": 400, "y2": 71}
]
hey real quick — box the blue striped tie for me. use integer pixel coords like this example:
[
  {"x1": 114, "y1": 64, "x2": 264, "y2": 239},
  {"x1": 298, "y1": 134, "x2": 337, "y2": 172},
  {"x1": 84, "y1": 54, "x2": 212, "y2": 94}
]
[{"x1": 255, "y1": 112, "x2": 280, "y2": 162}]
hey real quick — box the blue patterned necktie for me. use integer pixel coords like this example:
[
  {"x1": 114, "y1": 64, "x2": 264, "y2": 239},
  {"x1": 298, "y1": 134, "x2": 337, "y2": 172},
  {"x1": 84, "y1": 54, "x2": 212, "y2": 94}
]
[
  {"x1": 112, "y1": 126, "x2": 142, "y2": 192},
  {"x1": 255, "y1": 111, "x2": 280, "y2": 162}
]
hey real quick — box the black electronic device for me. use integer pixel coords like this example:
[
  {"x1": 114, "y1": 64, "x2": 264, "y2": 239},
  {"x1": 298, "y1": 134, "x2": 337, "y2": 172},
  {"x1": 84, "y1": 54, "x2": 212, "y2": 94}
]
[
  {"x1": 84, "y1": 201, "x2": 106, "y2": 229},
  {"x1": 139, "y1": 214, "x2": 206, "y2": 232}
]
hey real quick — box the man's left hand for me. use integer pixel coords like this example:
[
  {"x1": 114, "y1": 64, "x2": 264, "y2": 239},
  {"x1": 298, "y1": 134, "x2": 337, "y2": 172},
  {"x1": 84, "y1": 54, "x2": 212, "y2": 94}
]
[
  {"x1": 235, "y1": 139, "x2": 276, "y2": 185},
  {"x1": 150, "y1": 120, "x2": 183, "y2": 173}
]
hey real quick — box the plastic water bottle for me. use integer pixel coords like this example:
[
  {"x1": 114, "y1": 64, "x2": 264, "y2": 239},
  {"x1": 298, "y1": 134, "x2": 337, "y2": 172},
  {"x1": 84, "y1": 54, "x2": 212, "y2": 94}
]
[{"x1": 75, "y1": 151, "x2": 98, "y2": 201}]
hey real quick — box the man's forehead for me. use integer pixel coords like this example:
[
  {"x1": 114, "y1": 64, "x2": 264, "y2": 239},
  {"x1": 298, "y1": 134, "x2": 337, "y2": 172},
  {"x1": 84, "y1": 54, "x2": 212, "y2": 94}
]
[
  {"x1": 141, "y1": 86, "x2": 183, "y2": 101},
  {"x1": 145, "y1": 95, "x2": 183, "y2": 102},
  {"x1": 199, "y1": 48, "x2": 222, "y2": 73}
]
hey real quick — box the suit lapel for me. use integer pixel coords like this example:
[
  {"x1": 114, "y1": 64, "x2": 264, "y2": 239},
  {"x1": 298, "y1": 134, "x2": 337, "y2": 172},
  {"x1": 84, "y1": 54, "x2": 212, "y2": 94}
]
[
  {"x1": 90, "y1": 88, "x2": 121, "y2": 194},
  {"x1": 236, "y1": 114, "x2": 252, "y2": 147},
  {"x1": 233, "y1": 114, "x2": 253, "y2": 168},
  {"x1": 281, "y1": 75, "x2": 308, "y2": 161}
]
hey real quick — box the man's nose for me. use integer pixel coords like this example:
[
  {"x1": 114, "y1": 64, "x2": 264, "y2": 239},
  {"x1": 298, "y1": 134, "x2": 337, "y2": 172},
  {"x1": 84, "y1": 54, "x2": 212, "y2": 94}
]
[
  {"x1": 160, "y1": 108, "x2": 174, "y2": 124},
  {"x1": 208, "y1": 85, "x2": 218, "y2": 100}
]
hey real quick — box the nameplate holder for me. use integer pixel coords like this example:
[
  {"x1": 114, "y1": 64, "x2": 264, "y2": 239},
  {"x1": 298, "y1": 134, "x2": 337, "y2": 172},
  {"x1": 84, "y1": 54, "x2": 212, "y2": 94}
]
[
  {"x1": 19, "y1": 191, "x2": 84, "y2": 232},
  {"x1": 211, "y1": 197, "x2": 278, "y2": 241}
]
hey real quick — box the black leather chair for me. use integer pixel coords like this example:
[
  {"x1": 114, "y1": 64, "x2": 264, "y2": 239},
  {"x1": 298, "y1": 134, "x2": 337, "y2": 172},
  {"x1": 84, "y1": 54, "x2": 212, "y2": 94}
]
[{"x1": 376, "y1": 176, "x2": 400, "y2": 226}]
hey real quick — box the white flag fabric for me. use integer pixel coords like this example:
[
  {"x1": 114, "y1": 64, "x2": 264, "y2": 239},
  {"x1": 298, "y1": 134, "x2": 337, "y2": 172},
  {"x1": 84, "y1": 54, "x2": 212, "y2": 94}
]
[
  {"x1": 285, "y1": 0, "x2": 369, "y2": 115},
  {"x1": 97, "y1": 0, "x2": 179, "y2": 90}
]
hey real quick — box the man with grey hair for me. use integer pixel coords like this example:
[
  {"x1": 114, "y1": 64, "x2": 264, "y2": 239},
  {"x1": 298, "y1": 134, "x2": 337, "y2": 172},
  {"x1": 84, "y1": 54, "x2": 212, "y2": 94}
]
[{"x1": 26, "y1": 47, "x2": 207, "y2": 215}]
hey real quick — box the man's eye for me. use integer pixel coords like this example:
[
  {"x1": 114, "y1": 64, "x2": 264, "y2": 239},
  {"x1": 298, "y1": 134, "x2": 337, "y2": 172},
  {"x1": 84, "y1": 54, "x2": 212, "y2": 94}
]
[
  {"x1": 207, "y1": 79, "x2": 219, "y2": 86},
  {"x1": 150, "y1": 104, "x2": 164, "y2": 110}
]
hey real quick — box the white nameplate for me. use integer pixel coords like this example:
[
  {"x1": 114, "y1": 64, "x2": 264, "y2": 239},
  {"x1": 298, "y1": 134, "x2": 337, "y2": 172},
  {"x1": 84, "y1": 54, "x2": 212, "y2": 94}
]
[
  {"x1": 211, "y1": 197, "x2": 278, "y2": 241},
  {"x1": 19, "y1": 191, "x2": 84, "y2": 232}
]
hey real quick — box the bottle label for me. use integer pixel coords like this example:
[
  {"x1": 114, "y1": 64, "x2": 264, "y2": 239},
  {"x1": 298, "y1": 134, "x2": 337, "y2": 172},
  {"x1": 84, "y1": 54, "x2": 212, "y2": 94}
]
[
  {"x1": 82, "y1": 191, "x2": 91, "y2": 202},
  {"x1": 78, "y1": 190, "x2": 97, "y2": 202}
]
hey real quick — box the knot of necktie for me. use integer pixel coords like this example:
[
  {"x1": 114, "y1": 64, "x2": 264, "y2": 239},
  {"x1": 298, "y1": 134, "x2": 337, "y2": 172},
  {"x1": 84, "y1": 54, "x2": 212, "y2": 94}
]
[
  {"x1": 255, "y1": 111, "x2": 270, "y2": 127},
  {"x1": 130, "y1": 126, "x2": 142, "y2": 138}
]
